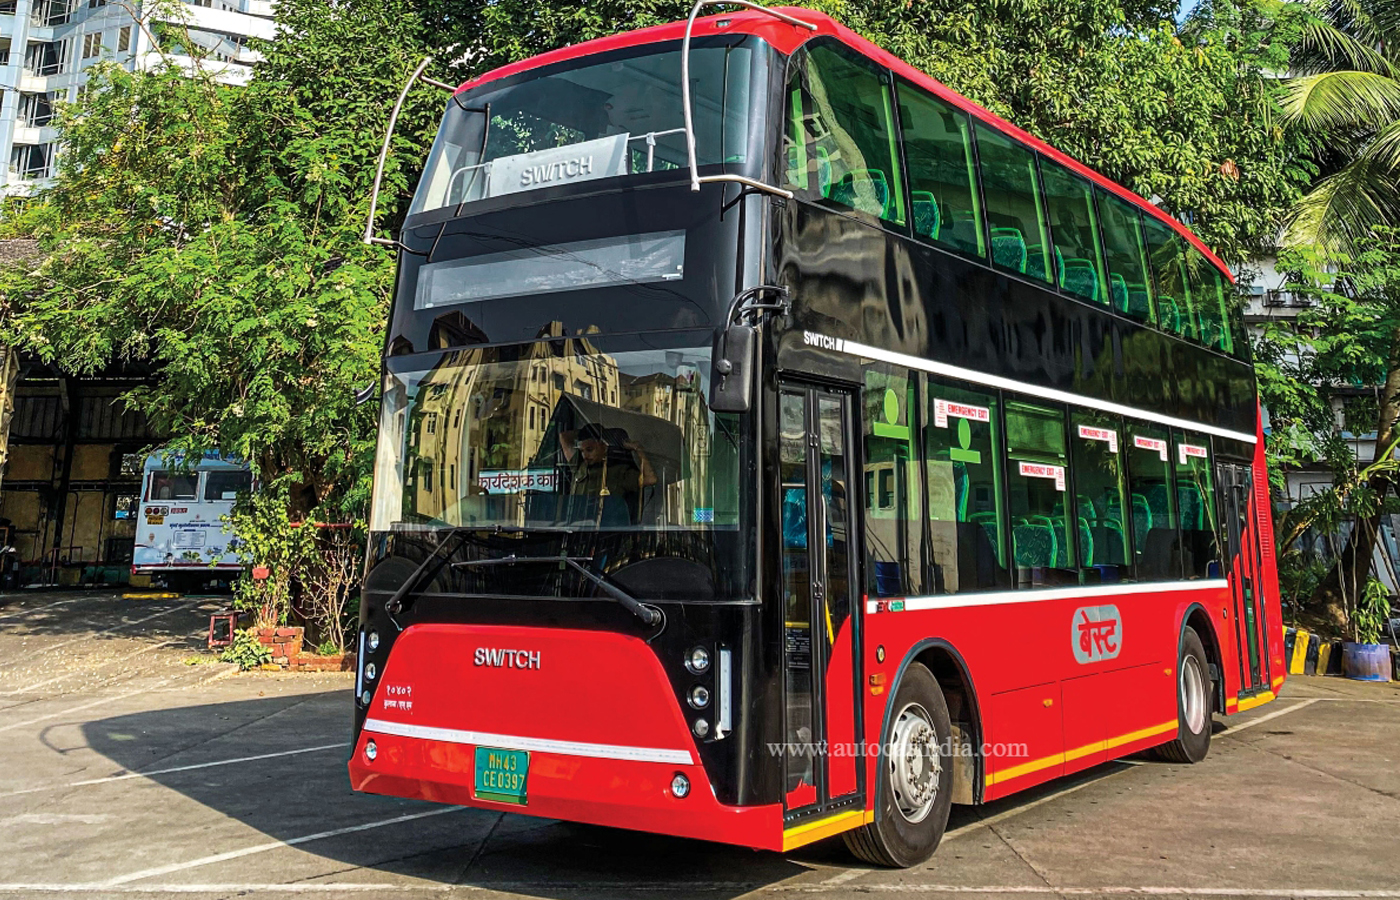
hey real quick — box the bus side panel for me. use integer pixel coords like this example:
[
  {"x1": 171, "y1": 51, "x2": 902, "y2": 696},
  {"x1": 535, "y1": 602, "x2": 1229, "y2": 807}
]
[{"x1": 862, "y1": 583, "x2": 1215, "y2": 805}]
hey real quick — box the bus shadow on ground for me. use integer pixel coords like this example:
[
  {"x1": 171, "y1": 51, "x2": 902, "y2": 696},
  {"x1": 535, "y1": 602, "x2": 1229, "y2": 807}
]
[{"x1": 81, "y1": 692, "x2": 810, "y2": 896}]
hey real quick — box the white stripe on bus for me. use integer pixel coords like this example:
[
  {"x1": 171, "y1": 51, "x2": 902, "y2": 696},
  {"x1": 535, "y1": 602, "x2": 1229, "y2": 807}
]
[
  {"x1": 865, "y1": 579, "x2": 1228, "y2": 614},
  {"x1": 821, "y1": 335, "x2": 1258, "y2": 445},
  {"x1": 361, "y1": 718, "x2": 696, "y2": 765}
]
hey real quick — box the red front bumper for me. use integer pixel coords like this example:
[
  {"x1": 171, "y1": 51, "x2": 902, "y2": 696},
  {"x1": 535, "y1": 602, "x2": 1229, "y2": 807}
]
[{"x1": 347, "y1": 623, "x2": 780, "y2": 849}]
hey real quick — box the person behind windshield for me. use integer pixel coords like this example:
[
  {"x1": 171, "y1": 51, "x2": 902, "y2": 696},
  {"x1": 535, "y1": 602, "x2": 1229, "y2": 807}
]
[{"x1": 565, "y1": 423, "x2": 657, "y2": 526}]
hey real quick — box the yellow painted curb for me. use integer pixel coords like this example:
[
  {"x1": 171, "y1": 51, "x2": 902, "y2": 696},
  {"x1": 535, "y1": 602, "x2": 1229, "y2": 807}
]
[{"x1": 121, "y1": 592, "x2": 181, "y2": 600}]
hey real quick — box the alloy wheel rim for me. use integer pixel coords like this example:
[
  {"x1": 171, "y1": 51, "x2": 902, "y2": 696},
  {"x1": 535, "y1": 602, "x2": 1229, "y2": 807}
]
[
  {"x1": 1181, "y1": 655, "x2": 1207, "y2": 734},
  {"x1": 888, "y1": 702, "x2": 940, "y2": 823}
]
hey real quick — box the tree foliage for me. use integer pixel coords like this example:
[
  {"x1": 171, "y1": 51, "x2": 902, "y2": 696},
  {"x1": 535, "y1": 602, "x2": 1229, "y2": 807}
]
[{"x1": 0, "y1": 0, "x2": 1318, "y2": 525}]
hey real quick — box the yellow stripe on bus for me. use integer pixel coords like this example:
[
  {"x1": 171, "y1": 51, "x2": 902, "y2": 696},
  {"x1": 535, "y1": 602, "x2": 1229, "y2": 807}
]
[
  {"x1": 986, "y1": 720, "x2": 1178, "y2": 788},
  {"x1": 1235, "y1": 690, "x2": 1275, "y2": 712},
  {"x1": 781, "y1": 809, "x2": 874, "y2": 851}
]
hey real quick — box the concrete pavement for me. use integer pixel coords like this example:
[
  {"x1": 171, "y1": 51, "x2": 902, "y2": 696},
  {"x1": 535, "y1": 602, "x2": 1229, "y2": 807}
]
[{"x1": 1, "y1": 590, "x2": 1397, "y2": 899}]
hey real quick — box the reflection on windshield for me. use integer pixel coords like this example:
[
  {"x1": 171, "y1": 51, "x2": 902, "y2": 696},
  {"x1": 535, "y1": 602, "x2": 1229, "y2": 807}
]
[
  {"x1": 408, "y1": 41, "x2": 758, "y2": 215},
  {"x1": 371, "y1": 330, "x2": 740, "y2": 534}
]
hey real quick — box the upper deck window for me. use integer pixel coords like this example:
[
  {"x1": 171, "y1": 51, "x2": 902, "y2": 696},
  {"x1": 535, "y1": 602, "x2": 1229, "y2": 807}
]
[
  {"x1": 975, "y1": 126, "x2": 1052, "y2": 285},
  {"x1": 409, "y1": 39, "x2": 760, "y2": 216},
  {"x1": 783, "y1": 41, "x2": 905, "y2": 227},
  {"x1": 897, "y1": 81, "x2": 984, "y2": 258}
]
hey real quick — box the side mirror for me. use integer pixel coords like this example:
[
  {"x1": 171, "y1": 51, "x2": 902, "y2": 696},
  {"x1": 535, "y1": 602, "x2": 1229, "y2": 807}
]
[{"x1": 710, "y1": 323, "x2": 755, "y2": 413}]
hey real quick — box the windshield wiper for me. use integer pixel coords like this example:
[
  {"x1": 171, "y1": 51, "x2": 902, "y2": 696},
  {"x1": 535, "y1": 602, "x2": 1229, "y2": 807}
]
[
  {"x1": 452, "y1": 555, "x2": 662, "y2": 626},
  {"x1": 383, "y1": 528, "x2": 473, "y2": 621}
]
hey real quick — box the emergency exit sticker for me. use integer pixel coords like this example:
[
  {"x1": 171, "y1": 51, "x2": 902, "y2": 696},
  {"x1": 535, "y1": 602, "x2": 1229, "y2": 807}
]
[
  {"x1": 1018, "y1": 461, "x2": 1066, "y2": 492},
  {"x1": 1179, "y1": 443, "x2": 1208, "y2": 464},
  {"x1": 934, "y1": 398, "x2": 991, "y2": 429},
  {"x1": 1077, "y1": 424, "x2": 1119, "y2": 453},
  {"x1": 1133, "y1": 435, "x2": 1168, "y2": 461}
]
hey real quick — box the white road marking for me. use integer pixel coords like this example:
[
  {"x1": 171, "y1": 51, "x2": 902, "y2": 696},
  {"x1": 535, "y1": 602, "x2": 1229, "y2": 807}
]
[
  {"x1": 0, "y1": 666, "x2": 234, "y2": 734},
  {"x1": 0, "y1": 640, "x2": 176, "y2": 696},
  {"x1": 821, "y1": 869, "x2": 865, "y2": 886},
  {"x1": 103, "y1": 807, "x2": 464, "y2": 885},
  {"x1": 0, "y1": 742, "x2": 345, "y2": 797},
  {"x1": 1220, "y1": 700, "x2": 1319, "y2": 736},
  {"x1": 1, "y1": 598, "x2": 204, "y2": 663},
  {"x1": 0, "y1": 596, "x2": 83, "y2": 621},
  {"x1": 0, "y1": 813, "x2": 109, "y2": 826}
]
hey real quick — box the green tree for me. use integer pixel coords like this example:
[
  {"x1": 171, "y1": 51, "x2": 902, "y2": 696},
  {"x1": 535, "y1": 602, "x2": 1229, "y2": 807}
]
[
  {"x1": 1255, "y1": 231, "x2": 1400, "y2": 623},
  {"x1": 1279, "y1": 0, "x2": 1400, "y2": 256}
]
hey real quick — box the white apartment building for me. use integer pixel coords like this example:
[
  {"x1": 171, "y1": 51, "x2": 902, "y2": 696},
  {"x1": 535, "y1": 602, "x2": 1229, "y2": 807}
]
[{"x1": 0, "y1": 0, "x2": 275, "y2": 195}]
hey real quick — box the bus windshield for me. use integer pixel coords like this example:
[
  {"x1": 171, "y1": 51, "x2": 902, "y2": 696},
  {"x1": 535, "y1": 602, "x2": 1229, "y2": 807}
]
[
  {"x1": 408, "y1": 39, "x2": 763, "y2": 215},
  {"x1": 371, "y1": 339, "x2": 743, "y2": 535}
]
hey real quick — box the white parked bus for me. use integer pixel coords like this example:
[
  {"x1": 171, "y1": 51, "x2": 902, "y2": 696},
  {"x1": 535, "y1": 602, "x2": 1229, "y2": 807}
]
[{"x1": 132, "y1": 453, "x2": 252, "y2": 588}]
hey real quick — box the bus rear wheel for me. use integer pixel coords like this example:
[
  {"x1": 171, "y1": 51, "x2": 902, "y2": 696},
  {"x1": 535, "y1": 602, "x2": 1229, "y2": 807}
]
[
  {"x1": 843, "y1": 662, "x2": 953, "y2": 867},
  {"x1": 1155, "y1": 626, "x2": 1213, "y2": 763}
]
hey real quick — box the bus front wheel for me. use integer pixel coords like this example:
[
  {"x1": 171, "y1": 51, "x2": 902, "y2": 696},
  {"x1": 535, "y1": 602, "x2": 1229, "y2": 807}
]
[
  {"x1": 843, "y1": 662, "x2": 953, "y2": 867},
  {"x1": 1154, "y1": 626, "x2": 1213, "y2": 764}
]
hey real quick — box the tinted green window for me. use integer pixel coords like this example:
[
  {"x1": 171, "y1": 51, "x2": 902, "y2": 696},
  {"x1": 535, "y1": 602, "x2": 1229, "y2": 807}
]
[
  {"x1": 863, "y1": 364, "x2": 922, "y2": 597},
  {"x1": 1097, "y1": 188, "x2": 1154, "y2": 322},
  {"x1": 1174, "y1": 431, "x2": 1219, "y2": 579},
  {"x1": 783, "y1": 43, "x2": 905, "y2": 226},
  {"x1": 898, "y1": 82, "x2": 985, "y2": 258},
  {"x1": 922, "y1": 378, "x2": 1009, "y2": 593},
  {"x1": 976, "y1": 126, "x2": 1051, "y2": 283},
  {"x1": 1126, "y1": 424, "x2": 1180, "y2": 580},
  {"x1": 1142, "y1": 216, "x2": 1196, "y2": 341},
  {"x1": 1005, "y1": 401, "x2": 1075, "y2": 586},
  {"x1": 1041, "y1": 160, "x2": 1108, "y2": 305},
  {"x1": 1184, "y1": 247, "x2": 1232, "y2": 353},
  {"x1": 1071, "y1": 412, "x2": 1132, "y2": 583}
]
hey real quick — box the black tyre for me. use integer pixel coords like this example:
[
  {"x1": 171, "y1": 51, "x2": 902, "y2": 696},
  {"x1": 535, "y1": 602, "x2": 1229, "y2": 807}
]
[
  {"x1": 1155, "y1": 626, "x2": 1213, "y2": 763},
  {"x1": 843, "y1": 662, "x2": 953, "y2": 867}
]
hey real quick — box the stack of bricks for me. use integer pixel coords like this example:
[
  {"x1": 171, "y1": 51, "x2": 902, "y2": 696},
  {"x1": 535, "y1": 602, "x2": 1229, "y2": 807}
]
[
  {"x1": 289, "y1": 652, "x2": 359, "y2": 672},
  {"x1": 256, "y1": 626, "x2": 304, "y2": 666}
]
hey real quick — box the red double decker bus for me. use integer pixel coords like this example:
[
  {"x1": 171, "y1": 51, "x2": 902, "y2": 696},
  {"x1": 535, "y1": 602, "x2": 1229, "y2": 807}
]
[{"x1": 350, "y1": 4, "x2": 1284, "y2": 866}]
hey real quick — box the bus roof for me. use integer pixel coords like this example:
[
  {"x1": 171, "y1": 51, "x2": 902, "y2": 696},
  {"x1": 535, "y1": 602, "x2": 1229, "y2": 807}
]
[
  {"x1": 455, "y1": 7, "x2": 1233, "y2": 283},
  {"x1": 143, "y1": 452, "x2": 248, "y2": 471}
]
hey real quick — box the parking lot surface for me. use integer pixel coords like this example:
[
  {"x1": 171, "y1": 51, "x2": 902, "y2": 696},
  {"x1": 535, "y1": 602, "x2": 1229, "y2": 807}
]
[{"x1": 1, "y1": 590, "x2": 1398, "y2": 900}]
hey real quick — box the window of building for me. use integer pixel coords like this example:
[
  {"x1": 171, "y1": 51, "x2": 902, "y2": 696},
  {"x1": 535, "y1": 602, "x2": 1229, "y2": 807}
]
[
  {"x1": 975, "y1": 126, "x2": 1051, "y2": 284},
  {"x1": 897, "y1": 81, "x2": 984, "y2": 258},
  {"x1": 784, "y1": 41, "x2": 905, "y2": 227},
  {"x1": 1097, "y1": 187, "x2": 1154, "y2": 322},
  {"x1": 118, "y1": 25, "x2": 132, "y2": 53},
  {"x1": 1127, "y1": 424, "x2": 1180, "y2": 579},
  {"x1": 1174, "y1": 431, "x2": 1219, "y2": 579},
  {"x1": 1005, "y1": 400, "x2": 1075, "y2": 585},
  {"x1": 424, "y1": 412, "x2": 437, "y2": 435},
  {"x1": 1040, "y1": 159, "x2": 1108, "y2": 305},
  {"x1": 82, "y1": 32, "x2": 101, "y2": 60},
  {"x1": 1070, "y1": 411, "x2": 1131, "y2": 583},
  {"x1": 922, "y1": 377, "x2": 1009, "y2": 593},
  {"x1": 113, "y1": 493, "x2": 138, "y2": 520},
  {"x1": 862, "y1": 364, "x2": 922, "y2": 597},
  {"x1": 148, "y1": 471, "x2": 197, "y2": 501},
  {"x1": 552, "y1": 373, "x2": 565, "y2": 392}
]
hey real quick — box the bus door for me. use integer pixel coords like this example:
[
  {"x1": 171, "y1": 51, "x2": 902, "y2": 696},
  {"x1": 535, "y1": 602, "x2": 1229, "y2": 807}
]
[
  {"x1": 778, "y1": 383, "x2": 863, "y2": 818},
  {"x1": 1219, "y1": 462, "x2": 1269, "y2": 694}
]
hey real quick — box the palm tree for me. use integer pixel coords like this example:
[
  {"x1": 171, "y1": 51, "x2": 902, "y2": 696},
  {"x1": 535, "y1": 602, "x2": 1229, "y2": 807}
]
[
  {"x1": 1280, "y1": 0, "x2": 1400, "y2": 256},
  {"x1": 1278, "y1": 1, "x2": 1400, "y2": 621}
]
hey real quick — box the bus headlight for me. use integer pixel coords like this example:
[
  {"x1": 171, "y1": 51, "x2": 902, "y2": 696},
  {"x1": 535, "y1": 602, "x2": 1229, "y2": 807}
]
[
  {"x1": 670, "y1": 773, "x2": 690, "y2": 798},
  {"x1": 367, "y1": 630, "x2": 380, "y2": 652},
  {"x1": 693, "y1": 718, "x2": 710, "y2": 738},
  {"x1": 686, "y1": 646, "x2": 710, "y2": 674},
  {"x1": 688, "y1": 685, "x2": 710, "y2": 709},
  {"x1": 364, "y1": 662, "x2": 377, "y2": 681},
  {"x1": 360, "y1": 689, "x2": 372, "y2": 706},
  {"x1": 365, "y1": 740, "x2": 377, "y2": 762}
]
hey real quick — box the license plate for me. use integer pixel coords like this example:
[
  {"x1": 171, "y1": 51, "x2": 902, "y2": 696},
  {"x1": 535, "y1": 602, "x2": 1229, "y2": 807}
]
[{"x1": 474, "y1": 747, "x2": 528, "y2": 805}]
